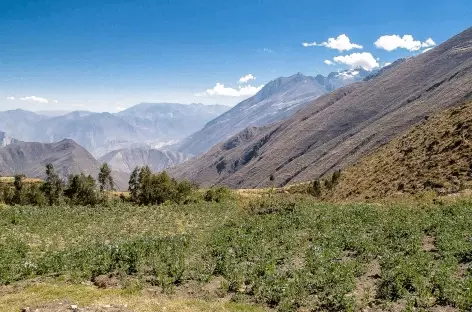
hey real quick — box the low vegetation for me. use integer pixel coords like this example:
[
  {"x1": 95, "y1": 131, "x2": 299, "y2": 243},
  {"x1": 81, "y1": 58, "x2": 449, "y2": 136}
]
[
  {"x1": 330, "y1": 101, "x2": 472, "y2": 201},
  {"x1": 1, "y1": 191, "x2": 472, "y2": 311}
]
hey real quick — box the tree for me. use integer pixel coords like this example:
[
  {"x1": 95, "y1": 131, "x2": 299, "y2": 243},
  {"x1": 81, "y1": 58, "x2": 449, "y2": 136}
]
[
  {"x1": 312, "y1": 179, "x2": 322, "y2": 198},
  {"x1": 331, "y1": 170, "x2": 341, "y2": 186},
  {"x1": 65, "y1": 173, "x2": 98, "y2": 206},
  {"x1": 128, "y1": 167, "x2": 140, "y2": 202},
  {"x1": 12, "y1": 174, "x2": 26, "y2": 205},
  {"x1": 137, "y1": 166, "x2": 153, "y2": 205},
  {"x1": 98, "y1": 163, "x2": 114, "y2": 192},
  {"x1": 41, "y1": 163, "x2": 64, "y2": 206},
  {"x1": 25, "y1": 183, "x2": 46, "y2": 206}
]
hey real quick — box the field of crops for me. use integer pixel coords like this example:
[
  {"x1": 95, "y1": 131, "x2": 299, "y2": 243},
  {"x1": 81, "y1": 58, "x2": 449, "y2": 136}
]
[{"x1": 1, "y1": 194, "x2": 472, "y2": 311}]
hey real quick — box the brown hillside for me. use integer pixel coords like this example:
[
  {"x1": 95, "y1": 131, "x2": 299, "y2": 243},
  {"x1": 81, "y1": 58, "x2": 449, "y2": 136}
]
[
  {"x1": 171, "y1": 26, "x2": 472, "y2": 188},
  {"x1": 332, "y1": 101, "x2": 472, "y2": 200}
]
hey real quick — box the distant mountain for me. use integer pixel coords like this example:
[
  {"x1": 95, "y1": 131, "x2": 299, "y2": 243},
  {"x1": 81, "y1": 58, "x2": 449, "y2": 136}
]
[
  {"x1": 99, "y1": 147, "x2": 189, "y2": 174},
  {"x1": 35, "y1": 110, "x2": 72, "y2": 117},
  {"x1": 176, "y1": 70, "x2": 369, "y2": 156},
  {"x1": 0, "y1": 109, "x2": 45, "y2": 142},
  {"x1": 0, "y1": 132, "x2": 18, "y2": 148},
  {"x1": 117, "y1": 103, "x2": 227, "y2": 139},
  {"x1": 170, "y1": 26, "x2": 472, "y2": 188},
  {"x1": 0, "y1": 103, "x2": 228, "y2": 157},
  {"x1": 34, "y1": 111, "x2": 142, "y2": 158},
  {"x1": 0, "y1": 139, "x2": 130, "y2": 189},
  {"x1": 0, "y1": 139, "x2": 100, "y2": 179}
]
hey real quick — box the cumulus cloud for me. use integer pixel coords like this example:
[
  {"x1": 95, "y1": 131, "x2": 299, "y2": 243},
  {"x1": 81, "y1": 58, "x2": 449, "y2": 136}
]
[
  {"x1": 238, "y1": 74, "x2": 256, "y2": 84},
  {"x1": 20, "y1": 96, "x2": 49, "y2": 104},
  {"x1": 6, "y1": 96, "x2": 15, "y2": 100},
  {"x1": 382, "y1": 62, "x2": 392, "y2": 68},
  {"x1": 324, "y1": 60, "x2": 334, "y2": 65},
  {"x1": 374, "y1": 35, "x2": 436, "y2": 52},
  {"x1": 332, "y1": 52, "x2": 379, "y2": 71},
  {"x1": 302, "y1": 34, "x2": 363, "y2": 52},
  {"x1": 195, "y1": 83, "x2": 264, "y2": 97},
  {"x1": 422, "y1": 47, "x2": 434, "y2": 53}
]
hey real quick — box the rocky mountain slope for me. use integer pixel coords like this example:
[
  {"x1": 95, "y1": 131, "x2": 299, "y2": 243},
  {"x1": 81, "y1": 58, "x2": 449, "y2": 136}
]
[
  {"x1": 0, "y1": 139, "x2": 100, "y2": 179},
  {"x1": 176, "y1": 70, "x2": 370, "y2": 156},
  {"x1": 99, "y1": 147, "x2": 189, "y2": 174},
  {"x1": 0, "y1": 139, "x2": 130, "y2": 189},
  {"x1": 330, "y1": 100, "x2": 472, "y2": 200},
  {"x1": 0, "y1": 103, "x2": 228, "y2": 157},
  {"x1": 170, "y1": 26, "x2": 472, "y2": 188}
]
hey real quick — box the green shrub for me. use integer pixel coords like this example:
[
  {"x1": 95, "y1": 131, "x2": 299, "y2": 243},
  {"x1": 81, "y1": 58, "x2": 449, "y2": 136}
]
[{"x1": 204, "y1": 186, "x2": 233, "y2": 203}]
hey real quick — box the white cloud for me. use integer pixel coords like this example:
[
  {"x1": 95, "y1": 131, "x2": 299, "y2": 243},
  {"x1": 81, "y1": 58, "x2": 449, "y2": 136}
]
[
  {"x1": 263, "y1": 48, "x2": 273, "y2": 53},
  {"x1": 336, "y1": 69, "x2": 360, "y2": 80},
  {"x1": 238, "y1": 74, "x2": 256, "y2": 84},
  {"x1": 332, "y1": 52, "x2": 380, "y2": 71},
  {"x1": 374, "y1": 35, "x2": 436, "y2": 52},
  {"x1": 382, "y1": 62, "x2": 392, "y2": 68},
  {"x1": 6, "y1": 96, "x2": 15, "y2": 100},
  {"x1": 422, "y1": 47, "x2": 434, "y2": 53},
  {"x1": 302, "y1": 34, "x2": 363, "y2": 52},
  {"x1": 195, "y1": 83, "x2": 264, "y2": 97},
  {"x1": 20, "y1": 96, "x2": 49, "y2": 104},
  {"x1": 115, "y1": 107, "x2": 126, "y2": 112},
  {"x1": 54, "y1": 100, "x2": 59, "y2": 104},
  {"x1": 324, "y1": 60, "x2": 334, "y2": 65}
]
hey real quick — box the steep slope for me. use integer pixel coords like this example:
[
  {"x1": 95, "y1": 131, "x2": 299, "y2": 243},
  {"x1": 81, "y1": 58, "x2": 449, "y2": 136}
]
[
  {"x1": 0, "y1": 139, "x2": 100, "y2": 179},
  {"x1": 171, "y1": 26, "x2": 472, "y2": 188},
  {"x1": 331, "y1": 101, "x2": 472, "y2": 200},
  {"x1": 99, "y1": 147, "x2": 189, "y2": 174},
  {"x1": 177, "y1": 71, "x2": 369, "y2": 156}
]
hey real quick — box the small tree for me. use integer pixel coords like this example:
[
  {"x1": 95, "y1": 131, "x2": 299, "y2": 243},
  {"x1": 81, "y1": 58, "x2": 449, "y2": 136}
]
[
  {"x1": 128, "y1": 166, "x2": 140, "y2": 202},
  {"x1": 25, "y1": 183, "x2": 46, "y2": 206},
  {"x1": 13, "y1": 174, "x2": 26, "y2": 205},
  {"x1": 137, "y1": 166, "x2": 153, "y2": 205},
  {"x1": 312, "y1": 179, "x2": 322, "y2": 197},
  {"x1": 98, "y1": 163, "x2": 114, "y2": 192},
  {"x1": 65, "y1": 173, "x2": 98, "y2": 206},
  {"x1": 331, "y1": 169, "x2": 341, "y2": 186},
  {"x1": 41, "y1": 163, "x2": 64, "y2": 206}
]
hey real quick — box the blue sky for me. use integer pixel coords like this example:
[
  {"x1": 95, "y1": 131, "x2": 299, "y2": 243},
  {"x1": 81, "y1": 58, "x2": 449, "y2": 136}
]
[{"x1": 1, "y1": 0, "x2": 471, "y2": 112}]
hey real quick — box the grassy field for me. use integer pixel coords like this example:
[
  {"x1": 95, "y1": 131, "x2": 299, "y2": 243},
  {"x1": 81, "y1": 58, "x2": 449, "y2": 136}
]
[{"x1": 1, "y1": 194, "x2": 472, "y2": 311}]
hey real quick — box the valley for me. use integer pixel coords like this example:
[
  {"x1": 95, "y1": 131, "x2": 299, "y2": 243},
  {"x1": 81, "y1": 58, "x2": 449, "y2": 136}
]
[{"x1": 1, "y1": 3, "x2": 472, "y2": 311}]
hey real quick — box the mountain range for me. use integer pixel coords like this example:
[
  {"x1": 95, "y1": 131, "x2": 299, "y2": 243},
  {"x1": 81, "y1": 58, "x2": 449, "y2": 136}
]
[
  {"x1": 176, "y1": 69, "x2": 370, "y2": 156},
  {"x1": 170, "y1": 26, "x2": 472, "y2": 188},
  {"x1": 0, "y1": 103, "x2": 228, "y2": 157},
  {"x1": 0, "y1": 139, "x2": 129, "y2": 189},
  {"x1": 98, "y1": 147, "x2": 189, "y2": 174}
]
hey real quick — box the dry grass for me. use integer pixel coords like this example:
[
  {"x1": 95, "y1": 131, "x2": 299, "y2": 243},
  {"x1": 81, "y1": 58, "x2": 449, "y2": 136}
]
[
  {"x1": 0, "y1": 176, "x2": 43, "y2": 184},
  {"x1": 330, "y1": 101, "x2": 472, "y2": 201},
  {"x1": 0, "y1": 281, "x2": 264, "y2": 312}
]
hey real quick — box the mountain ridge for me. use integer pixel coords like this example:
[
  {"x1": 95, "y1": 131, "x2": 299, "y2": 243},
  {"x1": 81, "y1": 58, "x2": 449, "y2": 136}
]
[
  {"x1": 176, "y1": 69, "x2": 370, "y2": 156},
  {"x1": 170, "y1": 26, "x2": 472, "y2": 188},
  {"x1": 0, "y1": 103, "x2": 228, "y2": 157}
]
